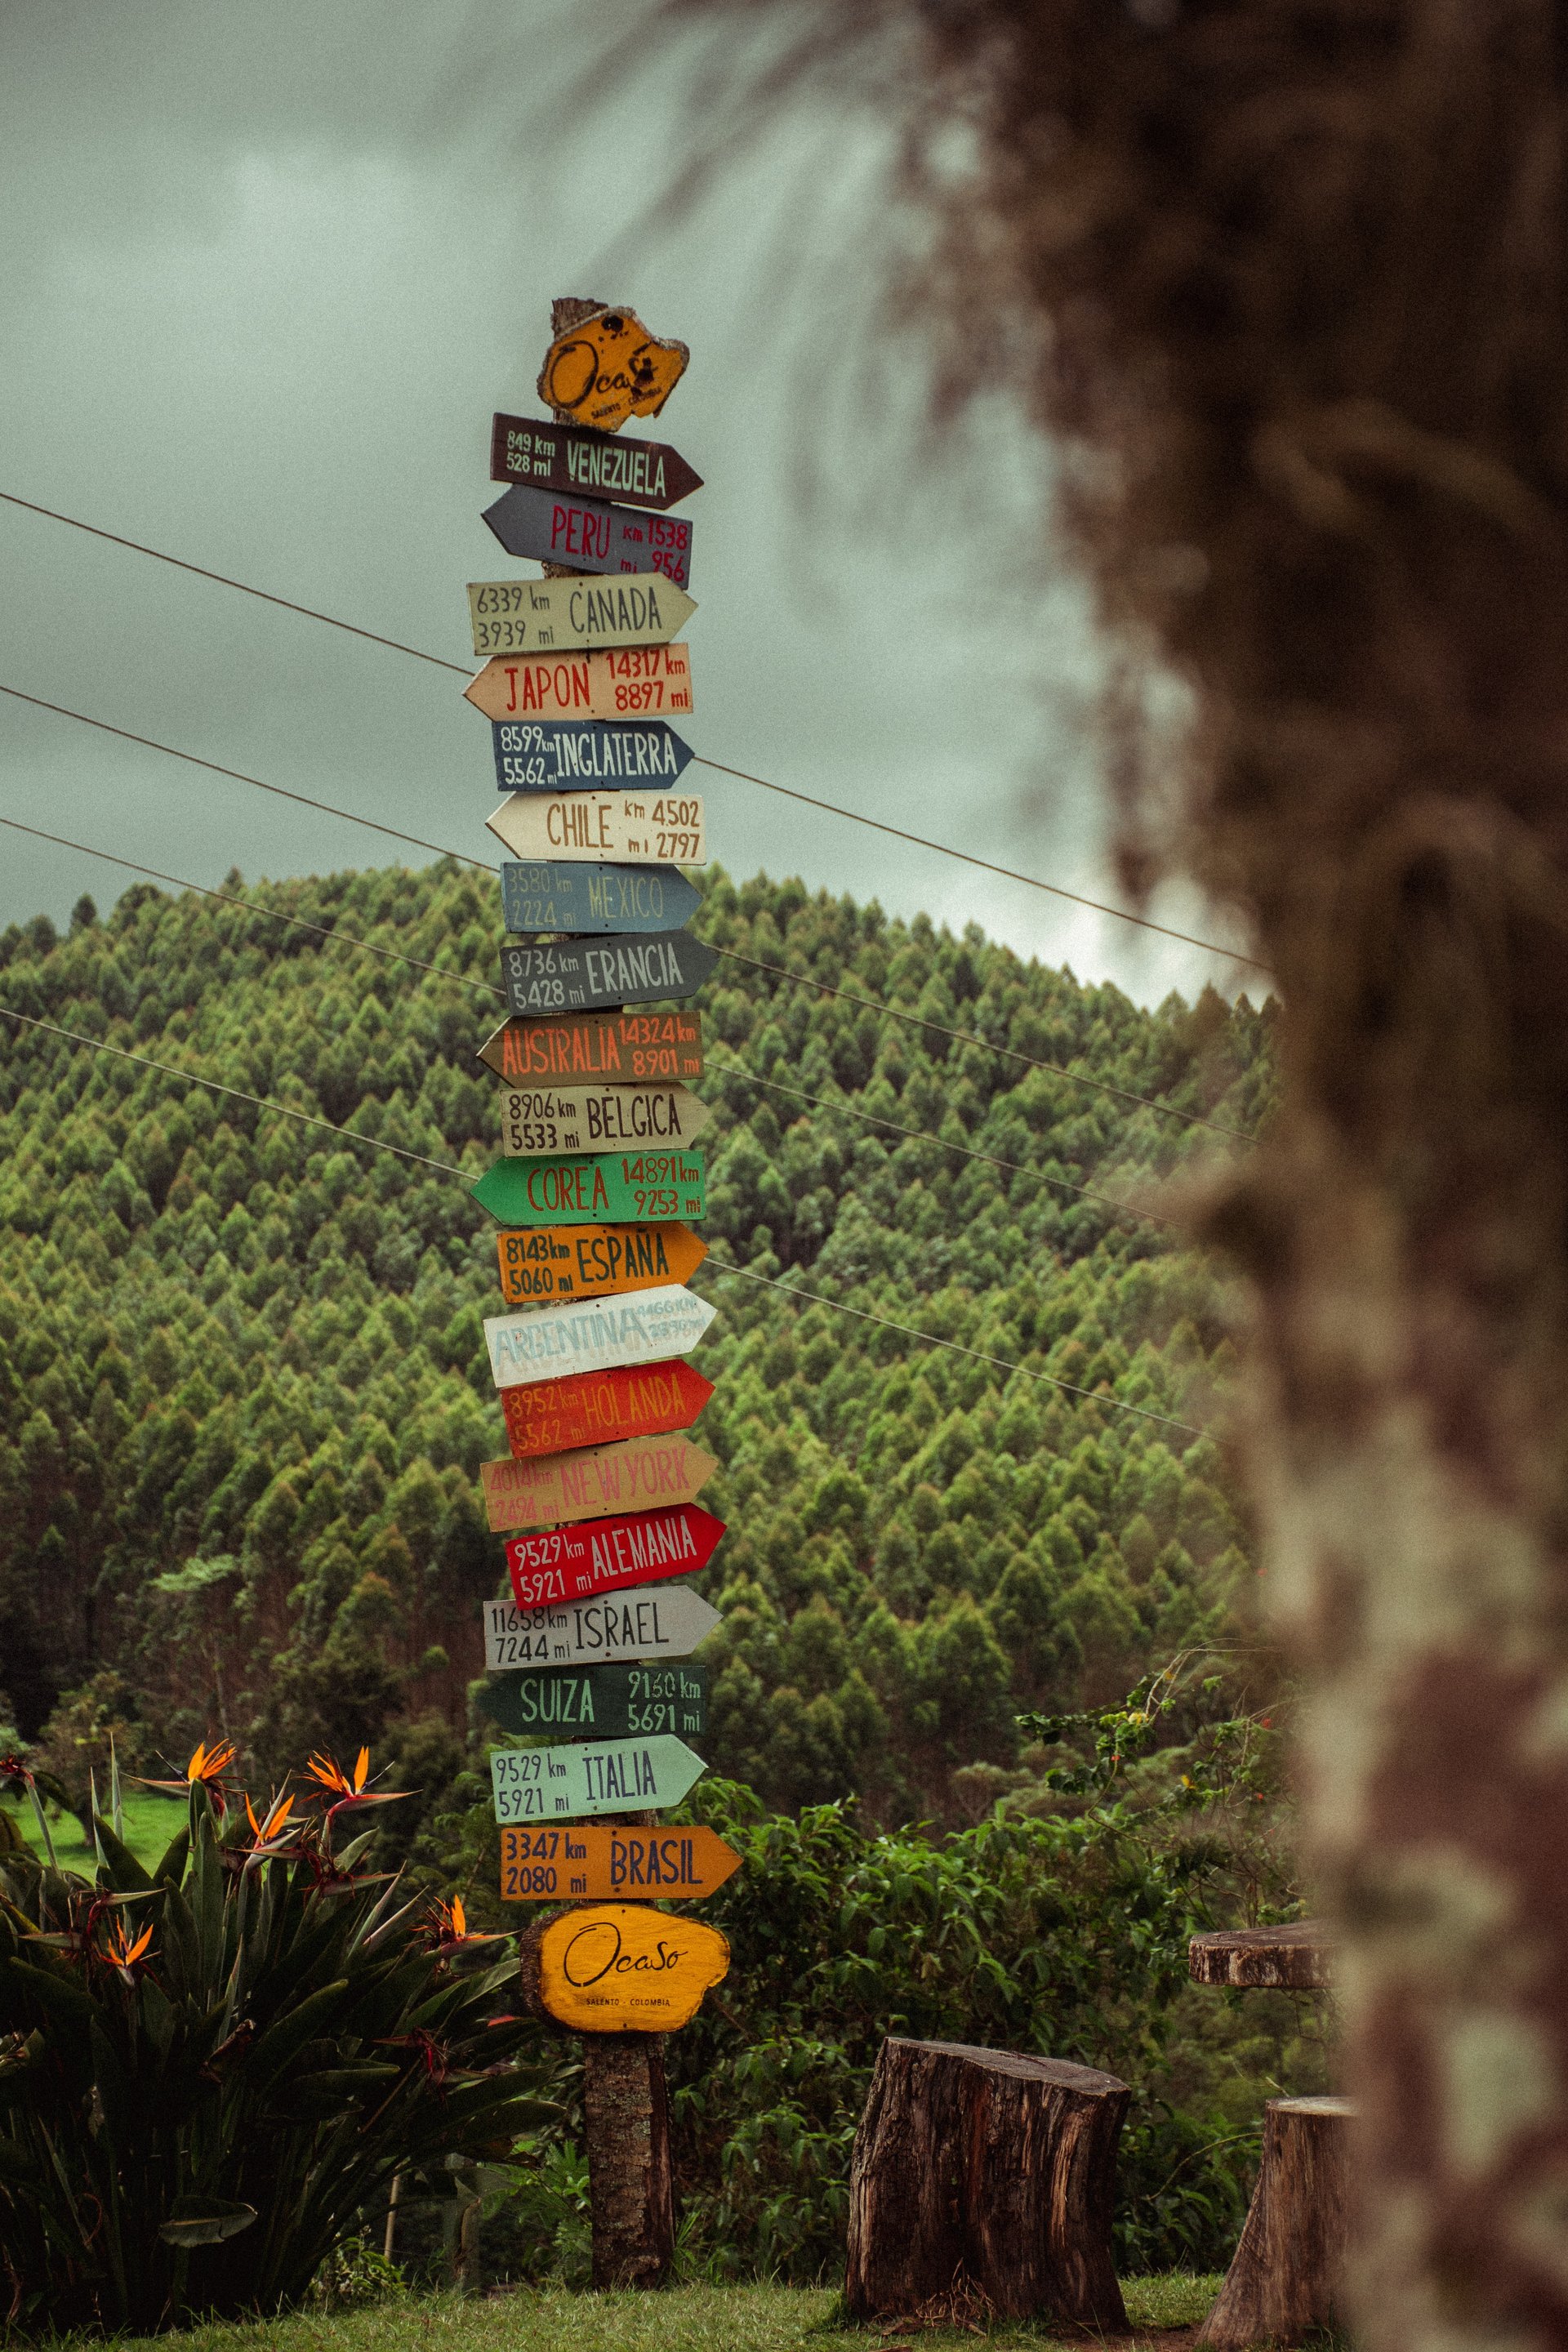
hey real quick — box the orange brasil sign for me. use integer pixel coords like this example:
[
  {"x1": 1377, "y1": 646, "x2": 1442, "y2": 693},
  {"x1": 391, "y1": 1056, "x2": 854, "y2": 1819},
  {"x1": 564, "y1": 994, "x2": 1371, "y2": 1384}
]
[{"x1": 501, "y1": 1822, "x2": 742, "y2": 1903}]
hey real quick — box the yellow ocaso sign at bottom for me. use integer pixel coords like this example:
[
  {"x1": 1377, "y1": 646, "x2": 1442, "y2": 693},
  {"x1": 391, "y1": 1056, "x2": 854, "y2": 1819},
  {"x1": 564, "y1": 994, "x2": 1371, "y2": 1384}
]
[{"x1": 533, "y1": 1902, "x2": 729, "y2": 2033}]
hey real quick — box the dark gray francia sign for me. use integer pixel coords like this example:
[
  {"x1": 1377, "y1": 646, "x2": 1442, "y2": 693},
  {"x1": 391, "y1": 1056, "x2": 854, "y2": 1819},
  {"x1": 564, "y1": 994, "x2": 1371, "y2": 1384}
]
[
  {"x1": 500, "y1": 932, "x2": 717, "y2": 1018},
  {"x1": 490, "y1": 413, "x2": 702, "y2": 510},
  {"x1": 478, "y1": 1659, "x2": 708, "y2": 1741}
]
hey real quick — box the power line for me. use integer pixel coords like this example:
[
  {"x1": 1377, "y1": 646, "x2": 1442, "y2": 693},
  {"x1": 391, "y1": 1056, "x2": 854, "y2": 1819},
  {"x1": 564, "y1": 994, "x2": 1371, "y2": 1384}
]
[
  {"x1": 0, "y1": 816, "x2": 506, "y2": 1001},
  {"x1": 0, "y1": 1004, "x2": 1203, "y2": 1437},
  {"x1": 0, "y1": 484, "x2": 1271, "y2": 977},
  {"x1": 0, "y1": 811, "x2": 1202, "y2": 1219},
  {"x1": 0, "y1": 684, "x2": 1254, "y2": 1147},
  {"x1": 703, "y1": 1260, "x2": 1206, "y2": 1440},
  {"x1": 0, "y1": 1006, "x2": 474, "y2": 1179},
  {"x1": 706, "y1": 1056, "x2": 1180, "y2": 1230}
]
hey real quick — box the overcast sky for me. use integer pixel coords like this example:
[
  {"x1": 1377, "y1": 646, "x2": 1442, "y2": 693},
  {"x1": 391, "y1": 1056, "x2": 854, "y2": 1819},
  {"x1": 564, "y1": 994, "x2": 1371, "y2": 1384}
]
[{"x1": 0, "y1": 0, "x2": 1255, "y2": 1009}]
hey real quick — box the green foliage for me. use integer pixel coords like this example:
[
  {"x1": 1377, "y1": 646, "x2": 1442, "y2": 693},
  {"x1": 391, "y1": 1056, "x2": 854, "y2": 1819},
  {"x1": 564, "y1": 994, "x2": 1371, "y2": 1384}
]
[
  {"x1": 0, "y1": 1765, "x2": 555, "y2": 2333},
  {"x1": 0, "y1": 864, "x2": 1272, "y2": 1824}
]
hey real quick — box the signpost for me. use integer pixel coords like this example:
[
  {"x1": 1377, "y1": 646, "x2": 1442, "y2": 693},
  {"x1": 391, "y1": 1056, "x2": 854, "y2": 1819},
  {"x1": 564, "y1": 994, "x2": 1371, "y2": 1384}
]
[
  {"x1": 498, "y1": 1359, "x2": 714, "y2": 1461},
  {"x1": 536, "y1": 305, "x2": 689, "y2": 430},
  {"x1": 480, "y1": 1429, "x2": 716, "y2": 1533},
  {"x1": 501, "y1": 1820, "x2": 740, "y2": 1902},
  {"x1": 483, "y1": 483, "x2": 693, "y2": 590},
  {"x1": 483, "y1": 1584, "x2": 721, "y2": 1672},
  {"x1": 482, "y1": 1285, "x2": 716, "y2": 1389},
  {"x1": 490, "y1": 1733, "x2": 707, "y2": 1824},
  {"x1": 500, "y1": 932, "x2": 715, "y2": 1017},
  {"x1": 499, "y1": 1083, "x2": 710, "y2": 1159},
  {"x1": 492, "y1": 719, "x2": 696, "y2": 794},
  {"x1": 496, "y1": 1221, "x2": 706, "y2": 1309},
  {"x1": 468, "y1": 575, "x2": 696, "y2": 658},
  {"x1": 501, "y1": 861, "x2": 700, "y2": 934},
  {"x1": 478, "y1": 1009, "x2": 702, "y2": 1086},
  {"x1": 491, "y1": 414, "x2": 703, "y2": 510},
  {"x1": 506, "y1": 1502, "x2": 724, "y2": 1610},
  {"x1": 487, "y1": 789, "x2": 704, "y2": 867},
  {"x1": 473, "y1": 1149, "x2": 706, "y2": 1230},
  {"x1": 479, "y1": 1659, "x2": 708, "y2": 1740},
  {"x1": 465, "y1": 644, "x2": 693, "y2": 721},
  {"x1": 520, "y1": 1904, "x2": 730, "y2": 2034}
]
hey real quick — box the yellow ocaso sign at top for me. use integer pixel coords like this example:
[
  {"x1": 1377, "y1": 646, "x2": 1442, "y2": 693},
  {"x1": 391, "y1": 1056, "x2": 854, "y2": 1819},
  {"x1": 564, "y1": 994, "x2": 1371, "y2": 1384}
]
[{"x1": 537, "y1": 307, "x2": 689, "y2": 432}]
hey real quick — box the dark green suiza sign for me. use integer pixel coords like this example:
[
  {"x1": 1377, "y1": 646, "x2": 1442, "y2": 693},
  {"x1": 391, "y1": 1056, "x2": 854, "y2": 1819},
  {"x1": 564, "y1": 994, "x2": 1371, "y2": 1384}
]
[{"x1": 478, "y1": 1659, "x2": 708, "y2": 1742}]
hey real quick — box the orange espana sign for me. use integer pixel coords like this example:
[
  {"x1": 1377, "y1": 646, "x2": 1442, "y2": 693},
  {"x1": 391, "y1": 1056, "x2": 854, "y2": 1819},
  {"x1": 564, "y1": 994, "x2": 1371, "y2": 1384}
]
[{"x1": 497, "y1": 1220, "x2": 706, "y2": 1308}]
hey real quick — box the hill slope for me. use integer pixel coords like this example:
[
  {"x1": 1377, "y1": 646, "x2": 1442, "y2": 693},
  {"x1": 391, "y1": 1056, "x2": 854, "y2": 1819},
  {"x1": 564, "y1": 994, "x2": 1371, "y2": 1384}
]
[{"x1": 0, "y1": 862, "x2": 1272, "y2": 1822}]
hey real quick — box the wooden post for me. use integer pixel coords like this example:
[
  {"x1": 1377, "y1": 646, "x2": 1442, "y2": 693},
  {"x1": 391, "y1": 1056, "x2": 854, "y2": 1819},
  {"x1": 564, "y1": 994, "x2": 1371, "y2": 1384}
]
[
  {"x1": 1195, "y1": 2096, "x2": 1354, "y2": 2350},
  {"x1": 844, "y1": 2037, "x2": 1129, "y2": 2327}
]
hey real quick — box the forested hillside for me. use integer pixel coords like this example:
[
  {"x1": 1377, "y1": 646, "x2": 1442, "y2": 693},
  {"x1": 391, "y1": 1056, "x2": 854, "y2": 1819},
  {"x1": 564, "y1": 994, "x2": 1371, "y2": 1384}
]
[{"x1": 0, "y1": 862, "x2": 1274, "y2": 1829}]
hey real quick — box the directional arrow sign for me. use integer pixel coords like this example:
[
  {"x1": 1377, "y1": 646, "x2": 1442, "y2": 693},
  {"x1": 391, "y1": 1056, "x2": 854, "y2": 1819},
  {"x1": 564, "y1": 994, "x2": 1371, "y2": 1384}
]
[
  {"x1": 499, "y1": 1360, "x2": 715, "y2": 1463},
  {"x1": 501, "y1": 1821, "x2": 739, "y2": 1904},
  {"x1": 492, "y1": 1734, "x2": 707, "y2": 1825},
  {"x1": 483, "y1": 1430, "x2": 716, "y2": 1533},
  {"x1": 466, "y1": 644, "x2": 693, "y2": 721},
  {"x1": 501, "y1": 860, "x2": 700, "y2": 934},
  {"x1": 483, "y1": 1284, "x2": 716, "y2": 1389},
  {"x1": 469, "y1": 575, "x2": 695, "y2": 659},
  {"x1": 493, "y1": 719, "x2": 695, "y2": 795},
  {"x1": 506, "y1": 1503, "x2": 725, "y2": 1611},
  {"x1": 483, "y1": 483, "x2": 693, "y2": 590},
  {"x1": 488, "y1": 789, "x2": 705, "y2": 867},
  {"x1": 483, "y1": 1584, "x2": 722, "y2": 1672},
  {"x1": 491, "y1": 414, "x2": 703, "y2": 510},
  {"x1": 500, "y1": 932, "x2": 716, "y2": 1018},
  {"x1": 496, "y1": 1221, "x2": 707, "y2": 1310},
  {"x1": 523, "y1": 1904, "x2": 730, "y2": 2033},
  {"x1": 500, "y1": 1083, "x2": 710, "y2": 1159},
  {"x1": 479, "y1": 1009, "x2": 703, "y2": 1086},
  {"x1": 473, "y1": 1149, "x2": 706, "y2": 1230},
  {"x1": 479, "y1": 1659, "x2": 708, "y2": 1741}
]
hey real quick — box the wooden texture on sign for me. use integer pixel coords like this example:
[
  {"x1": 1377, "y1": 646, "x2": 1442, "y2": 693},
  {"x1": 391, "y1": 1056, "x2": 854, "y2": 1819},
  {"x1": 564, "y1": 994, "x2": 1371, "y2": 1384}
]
[
  {"x1": 492, "y1": 719, "x2": 695, "y2": 794},
  {"x1": 473, "y1": 1149, "x2": 706, "y2": 1230},
  {"x1": 478, "y1": 1009, "x2": 702, "y2": 1087},
  {"x1": 506, "y1": 1503, "x2": 724, "y2": 1611},
  {"x1": 500, "y1": 1083, "x2": 710, "y2": 1160},
  {"x1": 487, "y1": 789, "x2": 704, "y2": 868},
  {"x1": 537, "y1": 307, "x2": 689, "y2": 431},
  {"x1": 501, "y1": 1821, "x2": 740, "y2": 1903},
  {"x1": 522, "y1": 1904, "x2": 730, "y2": 2034},
  {"x1": 466, "y1": 644, "x2": 693, "y2": 721},
  {"x1": 468, "y1": 575, "x2": 695, "y2": 658},
  {"x1": 500, "y1": 932, "x2": 715, "y2": 1018},
  {"x1": 482, "y1": 1430, "x2": 716, "y2": 1532},
  {"x1": 499, "y1": 1359, "x2": 714, "y2": 1462},
  {"x1": 491, "y1": 415, "x2": 703, "y2": 510},
  {"x1": 479, "y1": 1659, "x2": 708, "y2": 1741},
  {"x1": 501, "y1": 860, "x2": 700, "y2": 935},
  {"x1": 483, "y1": 1584, "x2": 722, "y2": 1673},
  {"x1": 483, "y1": 483, "x2": 693, "y2": 590},
  {"x1": 490, "y1": 1734, "x2": 707, "y2": 1825},
  {"x1": 483, "y1": 1285, "x2": 716, "y2": 1390},
  {"x1": 496, "y1": 1221, "x2": 707, "y2": 1311}
]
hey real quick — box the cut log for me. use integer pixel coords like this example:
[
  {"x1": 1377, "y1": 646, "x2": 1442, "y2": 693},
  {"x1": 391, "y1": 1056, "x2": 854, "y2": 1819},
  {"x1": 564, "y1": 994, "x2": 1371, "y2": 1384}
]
[
  {"x1": 581, "y1": 2029, "x2": 675, "y2": 2289},
  {"x1": 1196, "y1": 2096, "x2": 1354, "y2": 2350},
  {"x1": 844, "y1": 2037, "x2": 1129, "y2": 2326},
  {"x1": 1189, "y1": 1923, "x2": 1334, "y2": 1990}
]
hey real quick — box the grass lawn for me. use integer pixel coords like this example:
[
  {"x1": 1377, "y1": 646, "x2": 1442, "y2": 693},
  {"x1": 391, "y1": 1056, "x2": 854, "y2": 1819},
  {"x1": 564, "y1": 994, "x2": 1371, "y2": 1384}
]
[
  {"x1": 109, "y1": 2278, "x2": 1225, "y2": 2352},
  {"x1": 3, "y1": 1787, "x2": 186, "y2": 1872}
]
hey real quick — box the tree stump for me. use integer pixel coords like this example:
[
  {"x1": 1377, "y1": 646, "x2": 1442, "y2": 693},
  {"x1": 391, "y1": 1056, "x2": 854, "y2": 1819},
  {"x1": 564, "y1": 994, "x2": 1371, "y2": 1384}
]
[
  {"x1": 1195, "y1": 2096, "x2": 1353, "y2": 2350},
  {"x1": 1189, "y1": 1923, "x2": 1334, "y2": 1991},
  {"x1": 844, "y1": 2037, "x2": 1129, "y2": 2326}
]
